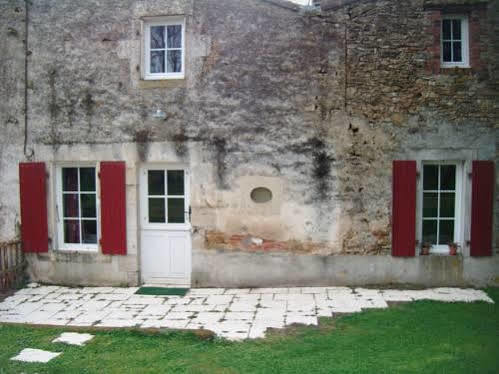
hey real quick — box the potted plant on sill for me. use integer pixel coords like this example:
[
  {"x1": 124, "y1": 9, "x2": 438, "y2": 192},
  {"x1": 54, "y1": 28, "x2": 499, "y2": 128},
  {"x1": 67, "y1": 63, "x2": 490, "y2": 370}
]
[
  {"x1": 420, "y1": 242, "x2": 431, "y2": 256},
  {"x1": 448, "y1": 242, "x2": 459, "y2": 256}
]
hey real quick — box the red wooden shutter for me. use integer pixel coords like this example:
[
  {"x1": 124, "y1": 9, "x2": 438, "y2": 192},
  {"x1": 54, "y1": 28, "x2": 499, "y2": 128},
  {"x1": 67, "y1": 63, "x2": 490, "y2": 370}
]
[
  {"x1": 100, "y1": 161, "x2": 127, "y2": 255},
  {"x1": 392, "y1": 160, "x2": 417, "y2": 257},
  {"x1": 19, "y1": 162, "x2": 48, "y2": 253},
  {"x1": 470, "y1": 161, "x2": 494, "y2": 256}
]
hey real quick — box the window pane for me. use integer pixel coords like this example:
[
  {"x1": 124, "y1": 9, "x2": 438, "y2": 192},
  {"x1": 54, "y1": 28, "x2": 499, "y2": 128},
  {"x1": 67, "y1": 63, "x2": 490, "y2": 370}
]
[
  {"x1": 453, "y1": 42, "x2": 462, "y2": 62},
  {"x1": 150, "y1": 26, "x2": 165, "y2": 49},
  {"x1": 439, "y1": 220, "x2": 454, "y2": 245},
  {"x1": 82, "y1": 220, "x2": 97, "y2": 244},
  {"x1": 81, "y1": 194, "x2": 96, "y2": 218},
  {"x1": 62, "y1": 168, "x2": 78, "y2": 191},
  {"x1": 63, "y1": 194, "x2": 79, "y2": 218},
  {"x1": 423, "y1": 165, "x2": 438, "y2": 190},
  {"x1": 64, "y1": 220, "x2": 80, "y2": 244},
  {"x1": 149, "y1": 198, "x2": 165, "y2": 223},
  {"x1": 440, "y1": 192, "x2": 455, "y2": 218},
  {"x1": 148, "y1": 170, "x2": 165, "y2": 196},
  {"x1": 423, "y1": 193, "x2": 438, "y2": 217},
  {"x1": 440, "y1": 165, "x2": 456, "y2": 190},
  {"x1": 442, "y1": 19, "x2": 451, "y2": 40},
  {"x1": 80, "y1": 167, "x2": 95, "y2": 191},
  {"x1": 168, "y1": 198, "x2": 185, "y2": 223},
  {"x1": 422, "y1": 220, "x2": 437, "y2": 245},
  {"x1": 150, "y1": 51, "x2": 165, "y2": 73},
  {"x1": 167, "y1": 50, "x2": 182, "y2": 73},
  {"x1": 167, "y1": 170, "x2": 184, "y2": 195},
  {"x1": 167, "y1": 25, "x2": 182, "y2": 48},
  {"x1": 452, "y1": 19, "x2": 461, "y2": 40},
  {"x1": 442, "y1": 42, "x2": 452, "y2": 62}
]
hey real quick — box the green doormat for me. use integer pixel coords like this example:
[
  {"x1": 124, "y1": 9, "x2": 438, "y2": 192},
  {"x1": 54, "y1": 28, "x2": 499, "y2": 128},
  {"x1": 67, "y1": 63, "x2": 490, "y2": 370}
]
[{"x1": 135, "y1": 287, "x2": 189, "y2": 296}]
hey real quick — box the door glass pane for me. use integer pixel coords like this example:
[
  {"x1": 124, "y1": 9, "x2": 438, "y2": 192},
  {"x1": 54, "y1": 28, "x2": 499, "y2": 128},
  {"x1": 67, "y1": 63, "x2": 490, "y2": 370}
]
[
  {"x1": 81, "y1": 194, "x2": 96, "y2": 218},
  {"x1": 440, "y1": 165, "x2": 456, "y2": 190},
  {"x1": 80, "y1": 168, "x2": 95, "y2": 191},
  {"x1": 423, "y1": 165, "x2": 438, "y2": 190},
  {"x1": 167, "y1": 25, "x2": 182, "y2": 48},
  {"x1": 167, "y1": 170, "x2": 184, "y2": 195},
  {"x1": 82, "y1": 220, "x2": 97, "y2": 244},
  {"x1": 439, "y1": 220, "x2": 454, "y2": 245},
  {"x1": 150, "y1": 26, "x2": 165, "y2": 48},
  {"x1": 62, "y1": 168, "x2": 78, "y2": 191},
  {"x1": 167, "y1": 50, "x2": 182, "y2": 73},
  {"x1": 168, "y1": 198, "x2": 185, "y2": 223},
  {"x1": 423, "y1": 193, "x2": 438, "y2": 217},
  {"x1": 452, "y1": 19, "x2": 461, "y2": 40},
  {"x1": 64, "y1": 220, "x2": 80, "y2": 243},
  {"x1": 150, "y1": 51, "x2": 165, "y2": 73},
  {"x1": 148, "y1": 170, "x2": 165, "y2": 195},
  {"x1": 442, "y1": 19, "x2": 451, "y2": 40},
  {"x1": 63, "y1": 194, "x2": 79, "y2": 218},
  {"x1": 442, "y1": 42, "x2": 452, "y2": 62},
  {"x1": 149, "y1": 198, "x2": 165, "y2": 223},
  {"x1": 452, "y1": 42, "x2": 462, "y2": 62},
  {"x1": 422, "y1": 220, "x2": 437, "y2": 245},
  {"x1": 440, "y1": 192, "x2": 455, "y2": 218}
]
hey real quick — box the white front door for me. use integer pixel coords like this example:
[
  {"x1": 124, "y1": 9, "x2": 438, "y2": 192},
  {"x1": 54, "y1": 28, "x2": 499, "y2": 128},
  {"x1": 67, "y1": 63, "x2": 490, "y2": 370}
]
[{"x1": 140, "y1": 165, "x2": 191, "y2": 286}]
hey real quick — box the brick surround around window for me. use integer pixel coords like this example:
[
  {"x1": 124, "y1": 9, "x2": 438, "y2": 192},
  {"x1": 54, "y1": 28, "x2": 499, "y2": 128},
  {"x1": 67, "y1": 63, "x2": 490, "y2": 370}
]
[{"x1": 425, "y1": 5, "x2": 488, "y2": 74}]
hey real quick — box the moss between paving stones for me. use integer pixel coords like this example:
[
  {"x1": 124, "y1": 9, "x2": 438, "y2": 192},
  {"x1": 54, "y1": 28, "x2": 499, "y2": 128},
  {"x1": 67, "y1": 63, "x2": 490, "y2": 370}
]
[{"x1": 135, "y1": 287, "x2": 189, "y2": 296}]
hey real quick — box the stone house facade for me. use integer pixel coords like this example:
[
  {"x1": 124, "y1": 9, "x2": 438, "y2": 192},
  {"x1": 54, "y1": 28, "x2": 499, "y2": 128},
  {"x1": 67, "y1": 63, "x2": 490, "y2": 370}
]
[{"x1": 0, "y1": 0, "x2": 497, "y2": 287}]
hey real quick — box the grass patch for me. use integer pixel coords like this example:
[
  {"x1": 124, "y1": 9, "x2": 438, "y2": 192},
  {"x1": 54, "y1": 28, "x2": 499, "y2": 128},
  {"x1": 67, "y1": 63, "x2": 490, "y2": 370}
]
[
  {"x1": 0, "y1": 288, "x2": 498, "y2": 373},
  {"x1": 135, "y1": 287, "x2": 189, "y2": 296}
]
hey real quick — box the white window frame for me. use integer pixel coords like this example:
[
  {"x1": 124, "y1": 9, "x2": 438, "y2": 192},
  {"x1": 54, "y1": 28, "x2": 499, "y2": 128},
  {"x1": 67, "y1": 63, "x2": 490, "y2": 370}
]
[
  {"x1": 140, "y1": 165, "x2": 191, "y2": 232},
  {"x1": 143, "y1": 17, "x2": 185, "y2": 80},
  {"x1": 419, "y1": 161, "x2": 464, "y2": 254},
  {"x1": 55, "y1": 163, "x2": 100, "y2": 252},
  {"x1": 441, "y1": 15, "x2": 469, "y2": 68}
]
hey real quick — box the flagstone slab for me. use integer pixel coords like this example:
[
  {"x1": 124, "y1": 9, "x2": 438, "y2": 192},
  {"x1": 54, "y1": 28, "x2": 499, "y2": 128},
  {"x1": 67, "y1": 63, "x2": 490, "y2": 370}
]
[
  {"x1": 0, "y1": 286, "x2": 493, "y2": 342},
  {"x1": 11, "y1": 348, "x2": 61, "y2": 363},
  {"x1": 53, "y1": 332, "x2": 94, "y2": 346}
]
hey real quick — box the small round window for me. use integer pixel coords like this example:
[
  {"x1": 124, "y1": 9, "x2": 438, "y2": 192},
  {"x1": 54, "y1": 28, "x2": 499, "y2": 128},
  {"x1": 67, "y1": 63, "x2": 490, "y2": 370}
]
[{"x1": 250, "y1": 187, "x2": 272, "y2": 203}]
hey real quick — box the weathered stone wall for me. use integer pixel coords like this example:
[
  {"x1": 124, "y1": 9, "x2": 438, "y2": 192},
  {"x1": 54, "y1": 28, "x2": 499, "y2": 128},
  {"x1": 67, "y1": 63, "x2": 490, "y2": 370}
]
[{"x1": 0, "y1": 0, "x2": 497, "y2": 286}]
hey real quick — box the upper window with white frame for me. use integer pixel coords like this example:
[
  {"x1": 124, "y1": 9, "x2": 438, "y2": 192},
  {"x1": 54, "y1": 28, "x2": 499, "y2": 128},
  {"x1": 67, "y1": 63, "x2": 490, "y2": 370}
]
[
  {"x1": 441, "y1": 15, "x2": 469, "y2": 68},
  {"x1": 144, "y1": 18, "x2": 185, "y2": 80},
  {"x1": 56, "y1": 166, "x2": 98, "y2": 251}
]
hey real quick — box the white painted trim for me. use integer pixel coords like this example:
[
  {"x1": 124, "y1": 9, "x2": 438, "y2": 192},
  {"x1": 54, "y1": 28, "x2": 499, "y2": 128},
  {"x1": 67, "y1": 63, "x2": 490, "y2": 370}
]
[
  {"x1": 143, "y1": 17, "x2": 185, "y2": 80},
  {"x1": 139, "y1": 165, "x2": 191, "y2": 231},
  {"x1": 55, "y1": 163, "x2": 100, "y2": 252},
  {"x1": 441, "y1": 15, "x2": 470, "y2": 68},
  {"x1": 419, "y1": 161, "x2": 464, "y2": 255}
]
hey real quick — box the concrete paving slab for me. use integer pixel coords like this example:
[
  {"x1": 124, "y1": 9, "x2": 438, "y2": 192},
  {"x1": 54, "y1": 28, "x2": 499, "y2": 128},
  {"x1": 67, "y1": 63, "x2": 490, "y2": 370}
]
[
  {"x1": 0, "y1": 286, "x2": 493, "y2": 341},
  {"x1": 53, "y1": 332, "x2": 94, "y2": 346},
  {"x1": 11, "y1": 348, "x2": 61, "y2": 363}
]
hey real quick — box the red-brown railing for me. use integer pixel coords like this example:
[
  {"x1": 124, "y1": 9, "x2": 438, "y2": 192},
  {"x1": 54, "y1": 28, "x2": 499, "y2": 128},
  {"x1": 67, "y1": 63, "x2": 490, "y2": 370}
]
[{"x1": 0, "y1": 240, "x2": 25, "y2": 291}]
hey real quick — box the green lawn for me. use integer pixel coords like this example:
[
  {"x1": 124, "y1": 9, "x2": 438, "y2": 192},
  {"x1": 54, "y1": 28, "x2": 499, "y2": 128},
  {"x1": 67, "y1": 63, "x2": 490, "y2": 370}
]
[{"x1": 1, "y1": 288, "x2": 498, "y2": 373}]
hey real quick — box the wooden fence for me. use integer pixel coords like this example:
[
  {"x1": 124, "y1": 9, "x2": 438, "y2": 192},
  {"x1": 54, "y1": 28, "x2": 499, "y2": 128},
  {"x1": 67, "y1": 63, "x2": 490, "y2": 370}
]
[{"x1": 0, "y1": 240, "x2": 25, "y2": 291}]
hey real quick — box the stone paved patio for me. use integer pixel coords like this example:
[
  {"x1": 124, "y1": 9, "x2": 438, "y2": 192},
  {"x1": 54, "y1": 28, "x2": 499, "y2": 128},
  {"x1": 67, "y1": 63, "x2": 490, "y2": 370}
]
[{"x1": 0, "y1": 284, "x2": 493, "y2": 340}]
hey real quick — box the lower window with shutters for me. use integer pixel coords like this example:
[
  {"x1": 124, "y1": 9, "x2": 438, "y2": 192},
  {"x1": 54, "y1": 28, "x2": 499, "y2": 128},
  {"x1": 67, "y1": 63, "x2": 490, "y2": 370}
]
[
  {"x1": 419, "y1": 161, "x2": 464, "y2": 255},
  {"x1": 55, "y1": 165, "x2": 99, "y2": 251}
]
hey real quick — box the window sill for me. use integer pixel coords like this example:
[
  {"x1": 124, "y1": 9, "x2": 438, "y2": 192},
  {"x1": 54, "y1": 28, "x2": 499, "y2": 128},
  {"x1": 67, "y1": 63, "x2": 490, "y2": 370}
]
[
  {"x1": 440, "y1": 64, "x2": 470, "y2": 69},
  {"x1": 54, "y1": 248, "x2": 99, "y2": 254},
  {"x1": 137, "y1": 79, "x2": 186, "y2": 89}
]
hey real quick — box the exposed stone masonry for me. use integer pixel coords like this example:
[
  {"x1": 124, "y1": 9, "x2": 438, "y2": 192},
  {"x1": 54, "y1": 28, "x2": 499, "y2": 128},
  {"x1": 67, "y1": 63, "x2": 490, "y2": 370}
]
[{"x1": 0, "y1": 0, "x2": 497, "y2": 259}]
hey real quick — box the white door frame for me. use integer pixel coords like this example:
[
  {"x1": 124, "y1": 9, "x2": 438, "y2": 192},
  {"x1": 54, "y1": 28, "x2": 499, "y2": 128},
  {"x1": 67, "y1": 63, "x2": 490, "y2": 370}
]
[{"x1": 139, "y1": 164, "x2": 191, "y2": 286}]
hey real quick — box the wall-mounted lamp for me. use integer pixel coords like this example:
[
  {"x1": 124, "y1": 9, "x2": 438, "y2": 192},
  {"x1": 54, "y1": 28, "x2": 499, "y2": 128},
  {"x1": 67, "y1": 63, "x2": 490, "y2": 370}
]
[{"x1": 152, "y1": 108, "x2": 167, "y2": 119}]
